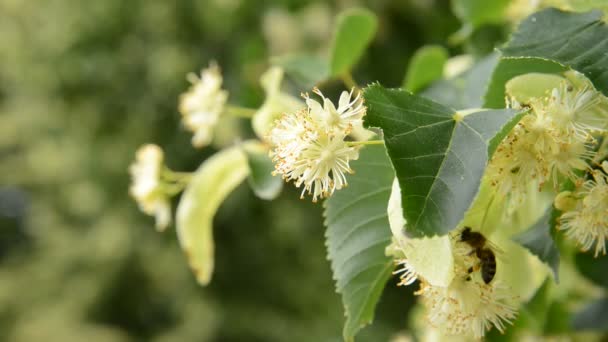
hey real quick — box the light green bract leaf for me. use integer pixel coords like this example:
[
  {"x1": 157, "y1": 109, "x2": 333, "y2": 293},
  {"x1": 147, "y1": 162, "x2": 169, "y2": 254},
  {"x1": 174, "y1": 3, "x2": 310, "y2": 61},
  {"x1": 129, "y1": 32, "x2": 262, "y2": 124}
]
[
  {"x1": 323, "y1": 145, "x2": 394, "y2": 342},
  {"x1": 505, "y1": 73, "x2": 567, "y2": 103},
  {"x1": 271, "y1": 54, "x2": 330, "y2": 89},
  {"x1": 329, "y1": 8, "x2": 378, "y2": 77},
  {"x1": 500, "y1": 8, "x2": 608, "y2": 96},
  {"x1": 484, "y1": 57, "x2": 566, "y2": 108},
  {"x1": 252, "y1": 67, "x2": 303, "y2": 139},
  {"x1": 388, "y1": 179, "x2": 454, "y2": 286},
  {"x1": 176, "y1": 143, "x2": 253, "y2": 285},
  {"x1": 243, "y1": 143, "x2": 282, "y2": 200},
  {"x1": 403, "y1": 45, "x2": 449, "y2": 93},
  {"x1": 364, "y1": 84, "x2": 522, "y2": 236}
]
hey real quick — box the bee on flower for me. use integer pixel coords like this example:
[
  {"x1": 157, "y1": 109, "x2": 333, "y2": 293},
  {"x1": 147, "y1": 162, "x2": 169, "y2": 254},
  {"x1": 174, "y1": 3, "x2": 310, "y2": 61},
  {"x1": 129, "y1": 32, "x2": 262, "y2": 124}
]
[
  {"x1": 268, "y1": 88, "x2": 367, "y2": 202},
  {"x1": 129, "y1": 144, "x2": 172, "y2": 231},
  {"x1": 179, "y1": 62, "x2": 229, "y2": 148}
]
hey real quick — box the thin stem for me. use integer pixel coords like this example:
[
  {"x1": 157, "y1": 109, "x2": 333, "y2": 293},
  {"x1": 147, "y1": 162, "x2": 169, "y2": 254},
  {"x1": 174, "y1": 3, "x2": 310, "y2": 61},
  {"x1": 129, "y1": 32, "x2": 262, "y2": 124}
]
[
  {"x1": 347, "y1": 140, "x2": 384, "y2": 147},
  {"x1": 341, "y1": 73, "x2": 360, "y2": 91},
  {"x1": 225, "y1": 105, "x2": 257, "y2": 118}
]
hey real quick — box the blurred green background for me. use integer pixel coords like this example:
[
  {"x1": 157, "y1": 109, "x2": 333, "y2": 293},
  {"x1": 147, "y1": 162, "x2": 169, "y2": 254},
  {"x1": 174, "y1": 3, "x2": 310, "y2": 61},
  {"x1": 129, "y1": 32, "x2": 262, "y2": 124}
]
[{"x1": 0, "y1": 0, "x2": 474, "y2": 340}]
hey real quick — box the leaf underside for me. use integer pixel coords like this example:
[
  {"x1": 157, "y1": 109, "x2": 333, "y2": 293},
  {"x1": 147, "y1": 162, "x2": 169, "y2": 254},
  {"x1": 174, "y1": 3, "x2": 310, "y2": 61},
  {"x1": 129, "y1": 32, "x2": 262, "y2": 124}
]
[
  {"x1": 323, "y1": 145, "x2": 395, "y2": 341},
  {"x1": 513, "y1": 208, "x2": 560, "y2": 282},
  {"x1": 364, "y1": 85, "x2": 521, "y2": 236}
]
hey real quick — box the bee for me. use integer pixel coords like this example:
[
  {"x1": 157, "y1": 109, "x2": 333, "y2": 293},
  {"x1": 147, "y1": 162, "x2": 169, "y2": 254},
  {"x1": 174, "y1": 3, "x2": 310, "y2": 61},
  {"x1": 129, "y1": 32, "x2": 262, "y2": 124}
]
[{"x1": 459, "y1": 227, "x2": 498, "y2": 284}]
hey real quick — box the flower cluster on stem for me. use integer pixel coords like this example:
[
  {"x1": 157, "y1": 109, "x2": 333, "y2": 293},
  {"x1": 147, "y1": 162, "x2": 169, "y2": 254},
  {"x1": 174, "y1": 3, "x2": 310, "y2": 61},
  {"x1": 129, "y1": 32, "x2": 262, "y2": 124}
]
[
  {"x1": 178, "y1": 62, "x2": 229, "y2": 148},
  {"x1": 487, "y1": 80, "x2": 605, "y2": 212},
  {"x1": 268, "y1": 88, "x2": 367, "y2": 202}
]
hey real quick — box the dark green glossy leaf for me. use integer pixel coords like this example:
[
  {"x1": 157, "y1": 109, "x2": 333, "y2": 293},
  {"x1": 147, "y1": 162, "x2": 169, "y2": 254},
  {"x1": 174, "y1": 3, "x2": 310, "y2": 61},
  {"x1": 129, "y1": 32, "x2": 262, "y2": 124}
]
[
  {"x1": 403, "y1": 45, "x2": 449, "y2": 93},
  {"x1": 501, "y1": 8, "x2": 608, "y2": 96},
  {"x1": 364, "y1": 85, "x2": 522, "y2": 236},
  {"x1": 323, "y1": 145, "x2": 394, "y2": 341},
  {"x1": 572, "y1": 297, "x2": 608, "y2": 331},
  {"x1": 575, "y1": 252, "x2": 608, "y2": 288},
  {"x1": 271, "y1": 54, "x2": 329, "y2": 89},
  {"x1": 513, "y1": 208, "x2": 560, "y2": 281},
  {"x1": 243, "y1": 144, "x2": 283, "y2": 200},
  {"x1": 329, "y1": 8, "x2": 378, "y2": 76}
]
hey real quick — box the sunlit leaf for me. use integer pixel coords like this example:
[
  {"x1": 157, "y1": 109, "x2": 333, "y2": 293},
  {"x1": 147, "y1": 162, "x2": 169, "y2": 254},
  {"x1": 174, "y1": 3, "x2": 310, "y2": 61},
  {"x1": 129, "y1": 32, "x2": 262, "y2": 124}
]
[
  {"x1": 403, "y1": 45, "x2": 449, "y2": 93},
  {"x1": 329, "y1": 8, "x2": 378, "y2": 76},
  {"x1": 323, "y1": 145, "x2": 394, "y2": 341},
  {"x1": 452, "y1": 0, "x2": 511, "y2": 28},
  {"x1": 364, "y1": 85, "x2": 522, "y2": 236},
  {"x1": 176, "y1": 144, "x2": 251, "y2": 285}
]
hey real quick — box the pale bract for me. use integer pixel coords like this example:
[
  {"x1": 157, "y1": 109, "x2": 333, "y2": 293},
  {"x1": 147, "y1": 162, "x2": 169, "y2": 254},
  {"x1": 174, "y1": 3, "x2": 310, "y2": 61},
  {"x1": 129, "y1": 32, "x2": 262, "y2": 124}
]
[
  {"x1": 179, "y1": 62, "x2": 229, "y2": 148},
  {"x1": 129, "y1": 144, "x2": 171, "y2": 231},
  {"x1": 252, "y1": 67, "x2": 303, "y2": 139}
]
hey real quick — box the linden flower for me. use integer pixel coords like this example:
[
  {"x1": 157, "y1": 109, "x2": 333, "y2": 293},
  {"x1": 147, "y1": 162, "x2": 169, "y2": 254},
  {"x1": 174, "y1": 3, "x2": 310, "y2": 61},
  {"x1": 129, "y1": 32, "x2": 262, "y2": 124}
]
[
  {"x1": 557, "y1": 167, "x2": 608, "y2": 257},
  {"x1": 178, "y1": 62, "x2": 228, "y2": 148},
  {"x1": 393, "y1": 231, "x2": 518, "y2": 339},
  {"x1": 305, "y1": 87, "x2": 366, "y2": 134},
  {"x1": 129, "y1": 144, "x2": 171, "y2": 231},
  {"x1": 269, "y1": 88, "x2": 366, "y2": 202},
  {"x1": 543, "y1": 83, "x2": 604, "y2": 140},
  {"x1": 270, "y1": 116, "x2": 360, "y2": 202}
]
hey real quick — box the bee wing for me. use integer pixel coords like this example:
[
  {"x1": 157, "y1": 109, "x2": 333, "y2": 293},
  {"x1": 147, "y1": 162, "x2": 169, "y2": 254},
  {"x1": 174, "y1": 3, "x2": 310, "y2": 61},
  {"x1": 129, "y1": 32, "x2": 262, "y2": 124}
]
[{"x1": 485, "y1": 239, "x2": 505, "y2": 256}]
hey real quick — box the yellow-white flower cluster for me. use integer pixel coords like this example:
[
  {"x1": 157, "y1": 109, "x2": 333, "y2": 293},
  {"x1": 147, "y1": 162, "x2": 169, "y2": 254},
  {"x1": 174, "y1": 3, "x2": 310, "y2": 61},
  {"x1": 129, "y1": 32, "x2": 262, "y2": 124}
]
[
  {"x1": 178, "y1": 62, "x2": 228, "y2": 148},
  {"x1": 556, "y1": 161, "x2": 608, "y2": 257},
  {"x1": 393, "y1": 231, "x2": 518, "y2": 339},
  {"x1": 268, "y1": 88, "x2": 366, "y2": 202},
  {"x1": 129, "y1": 144, "x2": 171, "y2": 231},
  {"x1": 487, "y1": 82, "x2": 604, "y2": 211}
]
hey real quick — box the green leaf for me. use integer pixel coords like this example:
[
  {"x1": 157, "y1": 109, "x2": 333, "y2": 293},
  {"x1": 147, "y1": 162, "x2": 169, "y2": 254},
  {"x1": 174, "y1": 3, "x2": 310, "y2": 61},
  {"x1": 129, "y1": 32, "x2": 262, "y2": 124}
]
[
  {"x1": 176, "y1": 144, "x2": 251, "y2": 285},
  {"x1": 364, "y1": 85, "x2": 522, "y2": 236},
  {"x1": 575, "y1": 252, "x2": 608, "y2": 288},
  {"x1": 513, "y1": 208, "x2": 560, "y2": 281},
  {"x1": 403, "y1": 45, "x2": 449, "y2": 93},
  {"x1": 572, "y1": 297, "x2": 608, "y2": 331},
  {"x1": 243, "y1": 143, "x2": 282, "y2": 200},
  {"x1": 271, "y1": 54, "x2": 329, "y2": 89},
  {"x1": 483, "y1": 57, "x2": 566, "y2": 108},
  {"x1": 329, "y1": 8, "x2": 378, "y2": 76},
  {"x1": 500, "y1": 8, "x2": 608, "y2": 96},
  {"x1": 423, "y1": 52, "x2": 500, "y2": 109},
  {"x1": 323, "y1": 145, "x2": 395, "y2": 341},
  {"x1": 452, "y1": 0, "x2": 511, "y2": 28}
]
